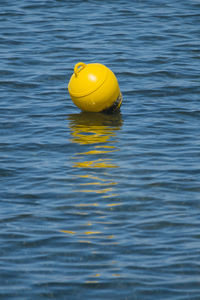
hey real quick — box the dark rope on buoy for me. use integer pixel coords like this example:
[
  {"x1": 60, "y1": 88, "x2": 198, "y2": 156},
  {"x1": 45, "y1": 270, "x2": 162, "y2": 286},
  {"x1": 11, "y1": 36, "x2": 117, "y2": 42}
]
[{"x1": 102, "y1": 93, "x2": 123, "y2": 114}]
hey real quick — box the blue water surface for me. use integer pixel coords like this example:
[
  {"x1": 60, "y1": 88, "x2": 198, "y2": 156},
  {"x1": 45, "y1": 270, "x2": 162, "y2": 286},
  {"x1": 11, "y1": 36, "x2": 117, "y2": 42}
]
[{"x1": 0, "y1": 0, "x2": 200, "y2": 299}]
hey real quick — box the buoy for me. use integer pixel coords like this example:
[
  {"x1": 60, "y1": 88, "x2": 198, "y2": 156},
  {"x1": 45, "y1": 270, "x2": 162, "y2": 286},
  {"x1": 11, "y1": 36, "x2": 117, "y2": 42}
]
[{"x1": 68, "y1": 62, "x2": 122, "y2": 113}]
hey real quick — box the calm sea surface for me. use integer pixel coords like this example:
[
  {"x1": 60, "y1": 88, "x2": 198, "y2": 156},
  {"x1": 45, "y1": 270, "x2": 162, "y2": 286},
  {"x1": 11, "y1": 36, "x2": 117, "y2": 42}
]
[{"x1": 1, "y1": 0, "x2": 200, "y2": 299}]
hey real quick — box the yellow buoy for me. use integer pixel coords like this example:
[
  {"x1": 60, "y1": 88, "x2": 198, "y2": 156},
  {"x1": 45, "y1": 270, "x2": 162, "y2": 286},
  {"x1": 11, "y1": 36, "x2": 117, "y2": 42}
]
[{"x1": 68, "y1": 62, "x2": 122, "y2": 113}]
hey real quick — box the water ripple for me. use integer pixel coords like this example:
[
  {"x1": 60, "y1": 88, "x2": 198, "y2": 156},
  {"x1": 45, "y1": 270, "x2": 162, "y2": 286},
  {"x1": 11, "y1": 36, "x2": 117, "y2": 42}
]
[{"x1": 0, "y1": 0, "x2": 200, "y2": 299}]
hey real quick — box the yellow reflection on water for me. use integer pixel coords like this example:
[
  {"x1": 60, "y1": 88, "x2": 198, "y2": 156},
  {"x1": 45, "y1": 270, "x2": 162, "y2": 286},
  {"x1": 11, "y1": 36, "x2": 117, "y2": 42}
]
[
  {"x1": 73, "y1": 158, "x2": 117, "y2": 169},
  {"x1": 68, "y1": 112, "x2": 122, "y2": 197},
  {"x1": 61, "y1": 112, "x2": 123, "y2": 280},
  {"x1": 69, "y1": 112, "x2": 120, "y2": 145}
]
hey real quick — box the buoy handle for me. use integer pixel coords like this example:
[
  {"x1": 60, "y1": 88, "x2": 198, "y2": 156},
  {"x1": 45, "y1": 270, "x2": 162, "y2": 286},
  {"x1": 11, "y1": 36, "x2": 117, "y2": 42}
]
[{"x1": 74, "y1": 62, "x2": 86, "y2": 77}]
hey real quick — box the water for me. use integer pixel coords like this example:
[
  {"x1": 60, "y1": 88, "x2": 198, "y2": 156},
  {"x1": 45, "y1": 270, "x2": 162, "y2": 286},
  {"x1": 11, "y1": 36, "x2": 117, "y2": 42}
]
[{"x1": 1, "y1": 0, "x2": 200, "y2": 299}]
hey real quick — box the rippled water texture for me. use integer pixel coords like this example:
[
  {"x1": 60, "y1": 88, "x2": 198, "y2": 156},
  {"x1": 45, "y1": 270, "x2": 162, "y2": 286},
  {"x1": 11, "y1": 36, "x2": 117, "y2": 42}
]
[{"x1": 1, "y1": 0, "x2": 200, "y2": 299}]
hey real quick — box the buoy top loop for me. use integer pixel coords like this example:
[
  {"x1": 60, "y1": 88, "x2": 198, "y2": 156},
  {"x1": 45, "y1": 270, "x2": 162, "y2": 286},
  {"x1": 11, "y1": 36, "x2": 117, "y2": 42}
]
[{"x1": 74, "y1": 62, "x2": 86, "y2": 77}]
